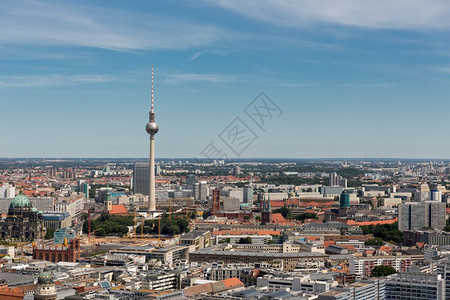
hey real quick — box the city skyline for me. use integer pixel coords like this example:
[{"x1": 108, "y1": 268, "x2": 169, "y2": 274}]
[{"x1": 1, "y1": 1, "x2": 450, "y2": 158}]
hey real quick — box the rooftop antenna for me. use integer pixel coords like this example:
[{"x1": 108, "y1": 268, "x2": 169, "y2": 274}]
[{"x1": 151, "y1": 65, "x2": 154, "y2": 113}]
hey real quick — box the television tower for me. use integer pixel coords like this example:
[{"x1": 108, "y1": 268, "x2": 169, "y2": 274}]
[{"x1": 145, "y1": 66, "x2": 159, "y2": 212}]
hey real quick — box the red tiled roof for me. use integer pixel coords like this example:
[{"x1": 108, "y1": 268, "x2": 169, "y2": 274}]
[
  {"x1": 379, "y1": 246, "x2": 392, "y2": 252},
  {"x1": 269, "y1": 200, "x2": 285, "y2": 207},
  {"x1": 109, "y1": 204, "x2": 128, "y2": 215},
  {"x1": 339, "y1": 244, "x2": 356, "y2": 252},
  {"x1": 344, "y1": 218, "x2": 397, "y2": 226},
  {"x1": 0, "y1": 285, "x2": 25, "y2": 297},
  {"x1": 223, "y1": 278, "x2": 244, "y2": 289},
  {"x1": 285, "y1": 198, "x2": 300, "y2": 206},
  {"x1": 270, "y1": 213, "x2": 287, "y2": 224},
  {"x1": 184, "y1": 277, "x2": 243, "y2": 297},
  {"x1": 184, "y1": 283, "x2": 213, "y2": 297},
  {"x1": 324, "y1": 241, "x2": 336, "y2": 248}
]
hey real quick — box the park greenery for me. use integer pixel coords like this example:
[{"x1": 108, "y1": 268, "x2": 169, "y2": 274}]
[
  {"x1": 83, "y1": 213, "x2": 134, "y2": 237},
  {"x1": 45, "y1": 228, "x2": 55, "y2": 240},
  {"x1": 371, "y1": 265, "x2": 397, "y2": 277},
  {"x1": 238, "y1": 237, "x2": 252, "y2": 244},
  {"x1": 273, "y1": 207, "x2": 291, "y2": 218},
  {"x1": 295, "y1": 213, "x2": 318, "y2": 221},
  {"x1": 361, "y1": 222, "x2": 403, "y2": 244},
  {"x1": 443, "y1": 219, "x2": 450, "y2": 232},
  {"x1": 137, "y1": 214, "x2": 190, "y2": 236},
  {"x1": 272, "y1": 207, "x2": 318, "y2": 222},
  {"x1": 364, "y1": 237, "x2": 384, "y2": 246},
  {"x1": 83, "y1": 213, "x2": 190, "y2": 237}
]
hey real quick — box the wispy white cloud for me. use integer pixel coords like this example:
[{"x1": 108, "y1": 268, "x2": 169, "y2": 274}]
[
  {"x1": 432, "y1": 66, "x2": 450, "y2": 74},
  {"x1": 0, "y1": 0, "x2": 230, "y2": 51},
  {"x1": 0, "y1": 74, "x2": 117, "y2": 88},
  {"x1": 190, "y1": 51, "x2": 205, "y2": 61},
  {"x1": 209, "y1": 0, "x2": 450, "y2": 30},
  {"x1": 276, "y1": 82, "x2": 391, "y2": 88},
  {"x1": 165, "y1": 73, "x2": 236, "y2": 84}
]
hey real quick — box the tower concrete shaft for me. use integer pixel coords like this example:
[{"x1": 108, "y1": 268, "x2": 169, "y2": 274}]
[
  {"x1": 146, "y1": 111, "x2": 158, "y2": 212},
  {"x1": 149, "y1": 131, "x2": 156, "y2": 212}
]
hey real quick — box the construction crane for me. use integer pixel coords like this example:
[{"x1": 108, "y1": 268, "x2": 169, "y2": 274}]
[
  {"x1": 88, "y1": 208, "x2": 92, "y2": 244},
  {"x1": 158, "y1": 214, "x2": 161, "y2": 245},
  {"x1": 133, "y1": 209, "x2": 137, "y2": 243},
  {"x1": 141, "y1": 216, "x2": 144, "y2": 240},
  {"x1": 89, "y1": 229, "x2": 100, "y2": 244},
  {"x1": 168, "y1": 198, "x2": 172, "y2": 220}
]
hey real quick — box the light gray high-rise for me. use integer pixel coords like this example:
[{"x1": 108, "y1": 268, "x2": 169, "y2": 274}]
[
  {"x1": 399, "y1": 201, "x2": 446, "y2": 231},
  {"x1": 133, "y1": 162, "x2": 150, "y2": 196},
  {"x1": 385, "y1": 272, "x2": 445, "y2": 300},
  {"x1": 243, "y1": 186, "x2": 253, "y2": 204}
]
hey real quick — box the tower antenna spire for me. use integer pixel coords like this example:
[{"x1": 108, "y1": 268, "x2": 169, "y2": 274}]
[
  {"x1": 151, "y1": 65, "x2": 154, "y2": 113},
  {"x1": 146, "y1": 65, "x2": 159, "y2": 214}
]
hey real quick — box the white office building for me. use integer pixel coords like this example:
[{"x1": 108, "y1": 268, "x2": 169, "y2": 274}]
[{"x1": 385, "y1": 272, "x2": 445, "y2": 300}]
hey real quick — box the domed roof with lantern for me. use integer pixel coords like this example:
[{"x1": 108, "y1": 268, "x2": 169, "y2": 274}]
[
  {"x1": 38, "y1": 270, "x2": 54, "y2": 285},
  {"x1": 9, "y1": 193, "x2": 32, "y2": 209}
]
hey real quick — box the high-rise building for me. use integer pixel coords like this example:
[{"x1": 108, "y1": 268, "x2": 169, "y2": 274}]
[
  {"x1": 437, "y1": 257, "x2": 450, "y2": 299},
  {"x1": 430, "y1": 189, "x2": 442, "y2": 201},
  {"x1": 398, "y1": 201, "x2": 446, "y2": 231},
  {"x1": 145, "y1": 66, "x2": 159, "y2": 212},
  {"x1": 385, "y1": 272, "x2": 445, "y2": 300},
  {"x1": 318, "y1": 279, "x2": 385, "y2": 300},
  {"x1": 186, "y1": 175, "x2": 197, "y2": 188},
  {"x1": 243, "y1": 186, "x2": 253, "y2": 204},
  {"x1": 227, "y1": 188, "x2": 244, "y2": 203},
  {"x1": 234, "y1": 166, "x2": 241, "y2": 176},
  {"x1": 417, "y1": 182, "x2": 430, "y2": 201},
  {"x1": 133, "y1": 162, "x2": 150, "y2": 196},
  {"x1": 194, "y1": 181, "x2": 208, "y2": 201},
  {"x1": 0, "y1": 184, "x2": 15, "y2": 198},
  {"x1": 339, "y1": 191, "x2": 351, "y2": 208},
  {"x1": 328, "y1": 172, "x2": 347, "y2": 188},
  {"x1": 78, "y1": 180, "x2": 90, "y2": 199}
]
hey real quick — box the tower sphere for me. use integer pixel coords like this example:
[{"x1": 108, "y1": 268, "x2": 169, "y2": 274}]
[{"x1": 146, "y1": 120, "x2": 159, "y2": 135}]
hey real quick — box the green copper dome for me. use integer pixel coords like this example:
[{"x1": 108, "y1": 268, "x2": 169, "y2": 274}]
[
  {"x1": 10, "y1": 194, "x2": 31, "y2": 208},
  {"x1": 30, "y1": 207, "x2": 38, "y2": 213},
  {"x1": 38, "y1": 270, "x2": 54, "y2": 284}
]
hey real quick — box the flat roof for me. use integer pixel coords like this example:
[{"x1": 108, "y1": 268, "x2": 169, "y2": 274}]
[{"x1": 192, "y1": 248, "x2": 328, "y2": 258}]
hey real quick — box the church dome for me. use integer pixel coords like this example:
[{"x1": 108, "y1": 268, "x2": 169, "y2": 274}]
[
  {"x1": 38, "y1": 270, "x2": 54, "y2": 284},
  {"x1": 9, "y1": 194, "x2": 31, "y2": 208}
]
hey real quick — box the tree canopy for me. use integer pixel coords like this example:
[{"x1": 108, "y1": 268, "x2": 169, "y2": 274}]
[
  {"x1": 295, "y1": 213, "x2": 318, "y2": 221},
  {"x1": 273, "y1": 207, "x2": 291, "y2": 219},
  {"x1": 82, "y1": 213, "x2": 134, "y2": 237},
  {"x1": 138, "y1": 214, "x2": 190, "y2": 236},
  {"x1": 371, "y1": 265, "x2": 397, "y2": 277},
  {"x1": 364, "y1": 237, "x2": 384, "y2": 246},
  {"x1": 361, "y1": 222, "x2": 402, "y2": 244},
  {"x1": 238, "y1": 237, "x2": 252, "y2": 244}
]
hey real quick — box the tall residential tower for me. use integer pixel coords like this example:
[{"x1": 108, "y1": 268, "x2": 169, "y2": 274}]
[{"x1": 145, "y1": 66, "x2": 159, "y2": 212}]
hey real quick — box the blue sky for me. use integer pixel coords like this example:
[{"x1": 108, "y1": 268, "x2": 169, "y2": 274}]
[{"x1": 1, "y1": 0, "x2": 450, "y2": 159}]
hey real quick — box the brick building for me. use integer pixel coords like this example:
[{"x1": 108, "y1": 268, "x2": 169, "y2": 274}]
[{"x1": 32, "y1": 237, "x2": 80, "y2": 262}]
